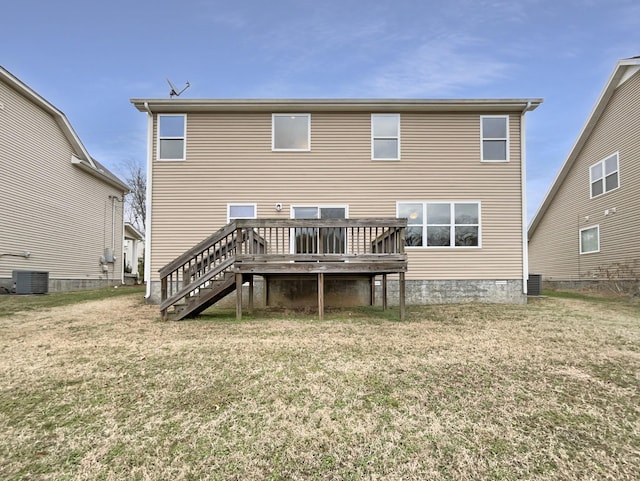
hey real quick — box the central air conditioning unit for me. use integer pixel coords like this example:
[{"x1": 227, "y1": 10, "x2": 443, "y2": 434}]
[{"x1": 12, "y1": 270, "x2": 49, "y2": 294}]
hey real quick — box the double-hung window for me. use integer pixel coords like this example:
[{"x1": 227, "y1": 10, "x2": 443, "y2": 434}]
[
  {"x1": 398, "y1": 202, "x2": 480, "y2": 248},
  {"x1": 580, "y1": 225, "x2": 599, "y2": 254},
  {"x1": 372, "y1": 114, "x2": 400, "y2": 160},
  {"x1": 272, "y1": 114, "x2": 310, "y2": 151},
  {"x1": 158, "y1": 114, "x2": 186, "y2": 160},
  {"x1": 590, "y1": 153, "x2": 619, "y2": 198},
  {"x1": 481, "y1": 115, "x2": 509, "y2": 162}
]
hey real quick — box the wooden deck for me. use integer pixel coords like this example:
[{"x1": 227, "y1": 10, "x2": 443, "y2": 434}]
[{"x1": 159, "y1": 218, "x2": 408, "y2": 321}]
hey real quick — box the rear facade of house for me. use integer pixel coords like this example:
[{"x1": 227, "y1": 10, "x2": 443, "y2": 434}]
[
  {"x1": 0, "y1": 67, "x2": 127, "y2": 292},
  {"x1": 132, "y1": 98, "x2": 541, "y2": 307},
  {"x1": 529, "y1": 58, "x2": 640, "y2": 287}
]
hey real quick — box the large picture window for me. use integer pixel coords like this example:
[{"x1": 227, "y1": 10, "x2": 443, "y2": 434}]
[
  {"x1": 397, "y1": 202, "x2": 480, "y2": 248},
  {"x1": 580, "y1": 225, "x2": 599, "y2": 254},
  {"x1": 372, "y1": 114, "x2": 400, "y2": 160},
  {"x1": 590, "y1": 153, "x2": 619, "y2": 198},
  {"x1": 158, "y1": 114, "x2": 186, "y2": 160},
  {"x1": 272, "y1": 114, "x2": 310, "y2": 151},
  {"x1": 481, "y1": 115, "x2": 508, "y2": 162}
]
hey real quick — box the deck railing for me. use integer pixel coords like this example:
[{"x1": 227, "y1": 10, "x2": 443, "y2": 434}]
[{"x1": 234, "y1": 218, "x2": 406, "y2": 259}]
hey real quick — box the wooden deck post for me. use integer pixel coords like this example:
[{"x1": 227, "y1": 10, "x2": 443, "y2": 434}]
[
  {"x1": 160, "y1": 276, "x2": 168, "y2": 320},
  {"x1": 236, "y1": 273, "x2": 243, "y2": 320},
  {"x1": 370, "y1": 275, "x2": 376, "y2": 306},
  {"x1": 399, "y1": 272, "x2": 405, "y2": 321},
  {"x1": 318, "y1": 272, "x2": 324, "y2": 321},
  {"x1": 248, "y1": 274, "x2": 254, "y2": 312},
  {"x1": 382, "y1": 273, "x2": 388, "y2": 311}
]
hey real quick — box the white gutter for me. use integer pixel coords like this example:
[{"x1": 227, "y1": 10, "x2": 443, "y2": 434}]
[{"x1": 143, "y1": 102, "x2": 153, "y2": 299}]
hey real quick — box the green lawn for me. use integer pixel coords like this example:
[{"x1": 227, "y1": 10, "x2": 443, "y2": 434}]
[{"x1": 0, "y1": 290, "x2": 638, "y2": 480}]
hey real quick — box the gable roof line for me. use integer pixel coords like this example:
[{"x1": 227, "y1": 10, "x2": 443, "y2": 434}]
[
  {"x1": 0, "y1": 66, "x2": 128, "y2": 192},
  {"x1": 528, "y1": 57, "x2": 640, "y2": 237},
  {"x1": 0, "y1": 66, "x2": 96, "y2": 168}
]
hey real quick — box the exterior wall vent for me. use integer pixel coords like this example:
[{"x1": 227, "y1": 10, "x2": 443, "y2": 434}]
[{"x1": 12, "y1": 270, "x2": 49, "y2": 294}]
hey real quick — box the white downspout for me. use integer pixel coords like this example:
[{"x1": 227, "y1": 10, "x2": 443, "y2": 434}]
[
  {"x1": 143, "y1": 102, "x2": 153, "y2": 299},
  {"x1": 521, "y1": 102, "x2": 532, "y2": 295},
  {"x1": 121, "y1": 202, "x2": 126, "y2": 285}
]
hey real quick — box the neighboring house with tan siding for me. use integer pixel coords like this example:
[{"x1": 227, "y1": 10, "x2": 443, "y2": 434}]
[
  {"x1": 132, "y1": 97, "x2": 541, "y2": 316},
  {"x1": 529, "y1": 57, "x2": 640, "y2": 288},
  {"x1": 0, "y1": 67, "x2": 128, "y2": 293}
]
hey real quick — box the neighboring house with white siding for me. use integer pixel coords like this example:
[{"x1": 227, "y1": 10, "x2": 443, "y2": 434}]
[
  {"x1": 529, "y1": 57, "x2": 640, "y2": 288},
  {"x1": 124, "y1": 222, "x2": 144, "y2": 284},
  {"x1": 131, "y1": 97, "x2": 541, "y2": 319},
  {"x1": 0, "y1": 66, "x2": 128, "y2": 292}
]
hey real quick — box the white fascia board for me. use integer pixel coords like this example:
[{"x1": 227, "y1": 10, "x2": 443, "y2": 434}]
[
  {"x1": 71, "y1": 156, "x2": 129, "y2": 192},
  {"x1": 131, "y1": 98, "x2": 543, "y2": 114}
]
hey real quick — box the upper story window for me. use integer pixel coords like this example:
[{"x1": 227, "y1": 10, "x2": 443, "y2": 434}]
[
  {"x1": 481, "y1": 115, "x2": 509, "y2": 162},
  {"x1": 397, "y1": 201, "x2": 480, "y2": 248},
  {"x1": 372, "y1": 114, "x2": 400, "y2": 160},
  {"x1": 227, "y1": 203, "x2": 256, "y2": 222},
  {"x1": 272, "y1": 114, "x2": 310, "y2": 151},
  {"x1": 590, "y1": 153, "x2": 619, "y2": 198},
  {"x1": 158, "y1": 114, "x2": 186, "y2": 160},
  {"x1": 580, "y1": 225, "x2": 599, "y2": 254}
]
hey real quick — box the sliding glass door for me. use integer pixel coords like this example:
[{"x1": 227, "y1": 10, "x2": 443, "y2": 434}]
[{"x1": 292, "y1": 206, "x2": 347, "y2": 254}]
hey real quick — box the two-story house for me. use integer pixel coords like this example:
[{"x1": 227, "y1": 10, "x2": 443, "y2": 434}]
[
  {"x1": 0, "y1": 66, "x2": 128, "y2": 293},
  {"x1": 529, "y1": 57, "x2": 640, "y2": 289},
  {"x1": 131, "y1": 98, "x2": 541, "y2": 319}
]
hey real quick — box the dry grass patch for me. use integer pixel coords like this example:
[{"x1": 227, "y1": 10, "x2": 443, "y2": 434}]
[{"x1": 0, "y1": 293, "x2": 638, "y2": 480}]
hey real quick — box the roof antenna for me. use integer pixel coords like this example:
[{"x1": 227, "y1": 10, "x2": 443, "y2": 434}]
[{"x1": 167, "y1": 79, "x2": 190, "y2": 98}]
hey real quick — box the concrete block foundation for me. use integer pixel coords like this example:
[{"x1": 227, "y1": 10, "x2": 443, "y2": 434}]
[
  {"x1": 146, "y1": 277, "x2": 525, "y2": 306},
  {"x1": 0, "y1": 277, "x2": 121, "y2": 294}
]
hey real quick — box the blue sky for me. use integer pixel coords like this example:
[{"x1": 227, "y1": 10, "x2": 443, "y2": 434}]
[{"x1": 2, "y1": 0, "x2": 638, "y2": 221}]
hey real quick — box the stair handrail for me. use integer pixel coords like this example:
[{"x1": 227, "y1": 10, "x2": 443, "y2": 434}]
[
  {"x1": 159, "y1": 221, "x2": 238, "y2": 278},
  {"x1": 159, "y1": 257, "x2": 235, "y2": 312}
]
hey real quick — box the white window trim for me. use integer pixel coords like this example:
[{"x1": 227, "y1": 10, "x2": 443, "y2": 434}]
[
  {"x1": 272, "y1": 113, "x2": 311, "y2": 152},
  {"x1": 396, "y1": 201, "x2": 482, "y2": 249},
  {"x1": 227, "y1": 203, "x2": 257, "y2": 223},
  {"x1": 371, "y1": 113, "x2": 400, "y2": 160},
  {"x1": 480, "y1": 115, "x2": 509, "y2": 163},
  {"x1": 589, "y1": 152, "x2": 620, "y2": 199},
  {"x1": 157, "y1": 114, "x2": 186, "y2": 161},
  {"x1": 580, "y1": 224, "x2": 600, "y2": 254}
]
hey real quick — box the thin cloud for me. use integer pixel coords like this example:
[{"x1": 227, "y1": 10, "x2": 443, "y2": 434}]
[{"x1": 363, "y1": 35, "x2": 512, "y2": 97}]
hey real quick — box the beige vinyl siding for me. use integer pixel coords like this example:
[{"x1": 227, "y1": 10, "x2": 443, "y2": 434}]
[
  {"x1": 529, "y1": 70, "x2": 640, "y2": 280},
  {"x1": 0, "y1": 80, "x2": 124, "y2": 282},
  {"x1": 149, "y1": 110, "x2": 524, "y2": 282}
]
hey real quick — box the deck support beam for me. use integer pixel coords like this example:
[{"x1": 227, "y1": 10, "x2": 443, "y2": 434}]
[
  {"x1": 248, "y1": 274, "x2": 254, "y2": 312},
  {"x1": 399, "y1": 272, "x2": 405, "y2": 321},
  {"x1": 236, "y1": 273, "x2": 243, "y2": 320},
  {"x1": 382, "y1": 273, "x2": 388, "y2": 311},
  {"x1": 370, "y1": 275, "x2": 375, "y2": 306},
  {"x1": 318, "y1": 273, "x2": 324, "y2": 321}
]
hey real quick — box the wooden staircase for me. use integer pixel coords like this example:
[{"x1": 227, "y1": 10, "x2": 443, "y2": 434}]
[{"x1": 159, "y1": 222, "x2": 264, "y2": 321}]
